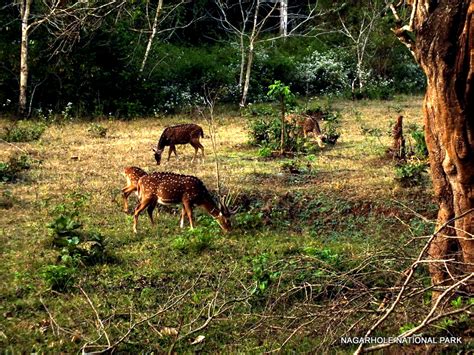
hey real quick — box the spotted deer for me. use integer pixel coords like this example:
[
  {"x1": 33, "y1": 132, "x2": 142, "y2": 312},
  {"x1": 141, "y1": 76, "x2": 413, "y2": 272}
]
[
  {"x1": 121, "y1": 167, "x2": 148, "y2": 212},
  {"x1": 133, "y1": 172, "x2": 235, "y2": 233},
  {"x1": 152, "y1": 124, "x2": 205, "y2": 165}
]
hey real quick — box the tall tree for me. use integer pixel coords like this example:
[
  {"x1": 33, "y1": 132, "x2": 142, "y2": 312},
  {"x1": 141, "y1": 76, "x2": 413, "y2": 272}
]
[
  {"x1": 12, "y1": 0, "x2": 123, "y2": 117},
  {"x1": 213, "y1": 0, "x2": 321, "y2": 107},
  {"x1": 338, "y1": 0, "x2": 383, "y2": 95},
  {"x1": 139, "y1": 0, "x2": 198, "y2": 73},
  {"x1": 390, "y1": 0, "x2": 473, "y2": 297}
]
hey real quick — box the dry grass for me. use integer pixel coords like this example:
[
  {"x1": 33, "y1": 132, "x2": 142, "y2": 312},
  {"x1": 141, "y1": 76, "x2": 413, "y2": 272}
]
[{"x1": 1, "y1": 95, "x2": 451, "y2": 353}]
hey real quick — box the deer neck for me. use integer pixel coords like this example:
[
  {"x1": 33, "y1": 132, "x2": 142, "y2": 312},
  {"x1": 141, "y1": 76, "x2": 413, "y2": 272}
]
[
  {"x1": 157, "y1": 132, "x2": 169, "y2": 150},
  {"x1": 200, "y1": 198, "x2": 220, "y2": 218}
]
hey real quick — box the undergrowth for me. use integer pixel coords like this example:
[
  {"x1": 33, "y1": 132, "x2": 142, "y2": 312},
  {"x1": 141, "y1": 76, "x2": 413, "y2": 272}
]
[{"x1": 2, "y1": 97, "x2": 470, "y2": 353}]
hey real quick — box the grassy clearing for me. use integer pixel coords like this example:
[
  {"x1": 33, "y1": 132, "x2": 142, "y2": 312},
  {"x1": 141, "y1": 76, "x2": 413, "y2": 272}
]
[{"x1": 1, "y1": 96, "x2": 470, "y2": 352}]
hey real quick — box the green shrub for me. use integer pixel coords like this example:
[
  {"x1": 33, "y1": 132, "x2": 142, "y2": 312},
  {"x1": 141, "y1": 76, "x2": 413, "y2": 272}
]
[
  {"x1": 0, "y1": 153, "x2": 34, "y2": 182},
  {"x1": 49, "y1": 214, "x2": 82, "y2": 240},
  {"x1": 408, "y1": 125, "x2": 428, "y2": 158},
  {"x1": 251, "y1": 253, "x2": 280, "y2": 296},
  {"x1": 364, "y1": 78, "x2": 395, "y2": 100},
  {"x1": 322, "y1": 121, "x2": 341, "y2": 145},
  {"x1": 235, "y1": 210, "x2": 263, "y2": 229},
  {"x1": 87, "y1": 123, "x2": 108, "y2": 138},
  {"x1": 40, "y1": 264, "x2": 76, "y2": 292},
  {"x1": 2, "y1": 120, "x2": 46, "y2": 142},
  {"x1": 395, "y1": 159, "x2": 428, "y2": 187},
  {"x1": 171, "y1": 227, "x2": 215, "y2": 253},
  {"x1": 294, "y1": 50, "x2": 349, "y2": 95},
  {"x1": 248, "y1": 116, "x2": 305, "y2": 153},
  {"x1": 48, "y1": 195, "x2": 107, "y2": 266},
  {"x1": 257, "y1": 147, "x2": 272, "y2": 158},
  {"x1": 302, "y1": 247, "x2": 342, "y2": 269}
]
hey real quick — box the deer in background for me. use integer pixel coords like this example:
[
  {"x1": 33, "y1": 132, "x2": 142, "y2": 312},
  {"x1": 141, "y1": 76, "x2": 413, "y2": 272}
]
[
  {"x1": 287, "y1": 111, "x2": 325, "y2": 147},
  {"x1": 152, "y1": 124, "x2": 205, "y2": 165},
  {"x1": 133, "y1": 172, "x2": 235, "y2": 233},
  {"x1": 121, "y1": 166, "x2": 148, "y2": 213}
]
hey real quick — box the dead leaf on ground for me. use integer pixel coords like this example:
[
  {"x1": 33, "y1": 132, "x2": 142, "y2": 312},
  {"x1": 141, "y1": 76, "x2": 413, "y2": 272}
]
[
  {"x1": 160, "y1": 326, "x2": 178, "y2": 337},
  {"x1": 190, "y1": 335, "x2": 205, "y2": 345}
]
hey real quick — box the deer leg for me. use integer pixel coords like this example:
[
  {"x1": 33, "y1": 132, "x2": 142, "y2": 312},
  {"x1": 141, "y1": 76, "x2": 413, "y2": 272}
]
[
  {"x1": 190, "y1": 141, "x2": 198, "y2": 163},
  {"x1": 316, "y1": 135, "x2": 325, "y2": 148},
  {"x1": 191, "y1": 140, "x2": 204, "y2": 162},
  {"x1": 183, "y1": 200, "x2": 194, "y2": 229},
  {"x1": 180, "y1": 207, "x2": 186, "y2": 228},
  {"x1": 197, "y1": 142, "x2": 205, "y2": 160},
  {"x1": 133, "y1": 198, "x2": 152, "y2": 234},
  {"x1": 167, "y1": 145, "x2": 174, "y2": 161},
  {"x1": 121, "y1": 186, "x2": 136, "y2": 212},
  {"x1": 147, "y1": 202, "x2": 156, "y2": 225}
]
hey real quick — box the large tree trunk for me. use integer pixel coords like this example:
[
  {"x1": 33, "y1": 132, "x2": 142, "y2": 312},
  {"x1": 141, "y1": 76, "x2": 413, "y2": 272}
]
[
  {"x1": 411, "y1": 0, "x2": 474, "y2": 295},
  {"x1": 19, "y1": 0, "x2": 32, "y2": 117}
]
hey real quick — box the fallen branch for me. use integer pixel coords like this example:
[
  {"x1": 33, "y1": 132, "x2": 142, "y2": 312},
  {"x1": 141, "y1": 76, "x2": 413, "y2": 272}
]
[{"x1": 354, "y1": 209, "x2": 474, "y2": 354}]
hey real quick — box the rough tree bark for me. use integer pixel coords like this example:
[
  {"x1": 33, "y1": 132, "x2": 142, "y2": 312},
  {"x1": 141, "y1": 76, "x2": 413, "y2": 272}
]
[{"x1": 392, "y1": 0, "x2": 474, "y2": 296}]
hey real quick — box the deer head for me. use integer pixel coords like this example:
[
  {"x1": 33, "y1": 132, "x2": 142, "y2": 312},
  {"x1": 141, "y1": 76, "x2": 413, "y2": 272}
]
[
  {"x1": 216, "y1": 192, "x2": 239, "y2": 232},
  {"x1": 152, "y1": 146, "x2": 163, "y2": 165}
]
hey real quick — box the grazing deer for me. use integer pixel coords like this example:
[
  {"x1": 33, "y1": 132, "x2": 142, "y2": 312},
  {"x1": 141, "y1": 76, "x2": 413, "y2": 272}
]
[
  {"x1": 121, "y1": 167, "x2": 148, "y2": 213},
  {"x1": 287, "y1": 112, "x2": 324, "y2": 147},
  {"x1": 152, "y1": 124, "x2": 205, "y2": 165},
  {"x1": 133, "y1": 172, "x2": 235, "y2": 234}
]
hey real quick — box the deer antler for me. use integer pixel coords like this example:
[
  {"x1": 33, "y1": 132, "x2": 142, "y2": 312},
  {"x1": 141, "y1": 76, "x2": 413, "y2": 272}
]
[{"x1": 219, "y1": 189, "x2": 240, "y2": 215}]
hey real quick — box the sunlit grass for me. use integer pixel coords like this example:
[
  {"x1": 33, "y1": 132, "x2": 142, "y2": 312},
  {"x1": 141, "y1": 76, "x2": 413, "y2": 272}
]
[{"x1": 0, "y1": 95, "x2": 439, "y2": 352}]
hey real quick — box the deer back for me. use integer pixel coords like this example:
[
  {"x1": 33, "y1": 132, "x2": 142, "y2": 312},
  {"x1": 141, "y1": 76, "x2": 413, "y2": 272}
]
[
  {"x1": 124, "y1": 167, "x2": 147, "y2": 186},
  {"x1": 140, "y1": 172, "x2": 212, "y2": 206},
  {"x1": 158, "y1": 124, "x2": 203, "y2": 148}
]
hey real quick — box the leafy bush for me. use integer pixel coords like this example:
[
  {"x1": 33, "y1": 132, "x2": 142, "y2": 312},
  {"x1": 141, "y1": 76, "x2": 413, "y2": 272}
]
[
  {"x1": 251, "y1": 253, "x2": 280, "y2": 296},
  {"x1": 242, "y1": 104, "x2": 277, "y2": 117},
  {"x1": 363, "y1": 77, "x2": 395, "y2": 100},
  {"x1": 257, "y1": 147, "x2": 273, "y2": 158},
  {"x1": 303, "y1": 247, "x2": 342, "y2": 269},
  {"x1": 48, "y1": 195, "x2": 107, "y2": 267},
  {"x1": 2, "y1": 120, "x2": 46, "y2": 142},
  {"x1": 248, "y1": 116, "x2": 305, "y2": 153},
  {"x1": 40, "y1": 264, "x2": 77, "y2": 292},
  {"x1": 235, "y1": 210, "x2": 263, "y2": 229},
  {"x1": 295, "y1": 50, "x2": 349, "y2": 95},
  {"x1": 49, "y1": 214, "x2": 82, "y2": 240},
  {"x1": 407, "y1": 124, "x2": 428, "y2": 158},
  {"x1": 87, "y1": 123, "x2": 108, "y2": 138},
  {"x1": 0, "y1": 153, "x2": 34, "y2": 182},
  {"x1": 171, "y1": 227, "x2": 216, "y2": 253},
  {"x1": 395, "y1": 159, "x2": 428, "y2": 187},
  {"x1": 322, "y1": 121, "x2": 341, "y2": 145}
]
